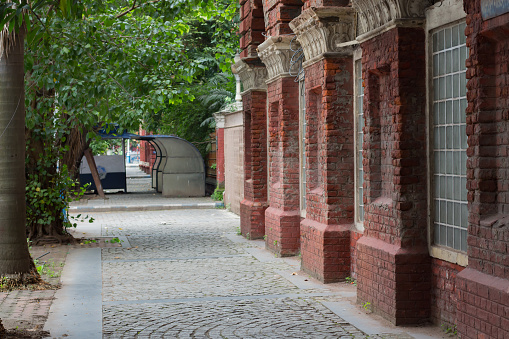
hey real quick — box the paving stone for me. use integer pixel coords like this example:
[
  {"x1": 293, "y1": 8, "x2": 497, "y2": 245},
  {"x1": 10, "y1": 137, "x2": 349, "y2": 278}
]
[
  {"x1": 97, "y1": 209, "x2": 373, "y2": 338},
  {"x1": 103, "y1": 298, "x2": 366, "y2": 339}
]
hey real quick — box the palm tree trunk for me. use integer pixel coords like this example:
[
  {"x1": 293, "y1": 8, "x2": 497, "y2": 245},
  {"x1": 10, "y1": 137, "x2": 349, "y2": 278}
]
[{"x1": 0, "y1": 28, "x2": 32, "y2": 276}]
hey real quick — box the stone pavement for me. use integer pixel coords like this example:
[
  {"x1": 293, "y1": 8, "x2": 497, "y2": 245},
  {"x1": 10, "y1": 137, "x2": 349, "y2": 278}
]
[
  {"x1": 45, "y1": 206, "x2": 446, "y2": 339},
  {"x1": 2, "y1": 167, "x2": 448, "y2": 338},
  {"x1": 0, "y1": 289, "x2": 55, "y2": 331}
]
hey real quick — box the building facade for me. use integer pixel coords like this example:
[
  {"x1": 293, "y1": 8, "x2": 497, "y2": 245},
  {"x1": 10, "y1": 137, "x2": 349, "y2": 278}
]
[{"x1": 233, "y1": 0, "x2": 509, "y2": 336}]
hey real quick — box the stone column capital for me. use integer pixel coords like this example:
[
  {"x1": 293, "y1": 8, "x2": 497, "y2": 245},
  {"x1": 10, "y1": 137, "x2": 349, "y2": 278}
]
[
  {"x1": 289, "y1": 6, "x2": 356, "y2": 66},
  {"x1": 213, "y1": 112, "x2": 226, "y2": 129},
  {"x1": 257, "y1": 36, "x2": 301, "y2": 83},
  {"x1": 352, "y1": 0, "x2": 433, "y2": 41},
  {"x1": 232, "y1": 55, "x2": 268, "y2": 94}
]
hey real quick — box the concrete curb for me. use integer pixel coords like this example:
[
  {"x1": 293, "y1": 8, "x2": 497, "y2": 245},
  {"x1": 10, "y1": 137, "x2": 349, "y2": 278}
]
[{"x1": 69, "y1": 202, "x2": 224, "y2": 213}]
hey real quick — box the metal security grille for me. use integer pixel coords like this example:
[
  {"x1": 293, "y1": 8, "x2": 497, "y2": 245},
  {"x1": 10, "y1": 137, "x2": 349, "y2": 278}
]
[
  {"x1": 355, "y1": 60, "x2": 364, "y2": 223},
  {"x1": 432, "y1": 22, "x2": 468, "y2": 251}
]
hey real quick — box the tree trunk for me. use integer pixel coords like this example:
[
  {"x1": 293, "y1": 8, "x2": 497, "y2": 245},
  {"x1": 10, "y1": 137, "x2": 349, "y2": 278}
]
[
  {"x1": 0, "y1": 29, "x2": 33, "y2": 276},
  {"x1": 24, "y1": 115, "x2": 86, "y2": 245},
  {"x1": 62, "y1": 121, "x2": 89, "y2": 181}
]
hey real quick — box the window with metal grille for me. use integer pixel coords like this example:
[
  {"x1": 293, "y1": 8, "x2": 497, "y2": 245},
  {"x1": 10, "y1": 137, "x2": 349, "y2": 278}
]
[
  {"x1": 355, "y1": 60, "x2": 364, "y2": 224},
  {"x1": 299, "y1": 79, "x2": 307, "y2": 217},
  {"x1": 432, "y1": 22, "x2": 468, "y2": 251}
]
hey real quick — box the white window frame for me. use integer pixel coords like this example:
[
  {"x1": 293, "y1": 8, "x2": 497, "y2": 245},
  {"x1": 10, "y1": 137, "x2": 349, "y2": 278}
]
[
  {"x1": 426, "y1": 0, "x2": 468, "y2": 266},
  {"x1": 353, "y1": 48, "x2": 364, "y2": 232},
  {"x1": 299, "y1": 76, "x2": 307, "y2": 218}
]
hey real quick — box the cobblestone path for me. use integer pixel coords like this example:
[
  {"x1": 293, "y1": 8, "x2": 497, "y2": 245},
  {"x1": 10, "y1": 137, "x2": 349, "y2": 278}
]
[{"x1": 98, "y1": 209, "x2": 371, "y2": 339}]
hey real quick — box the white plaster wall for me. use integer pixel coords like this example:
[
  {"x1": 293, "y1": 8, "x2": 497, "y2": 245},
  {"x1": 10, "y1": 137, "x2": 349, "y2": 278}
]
[{"x1": 224, "y1": 110, "x2": 244, "y2": 215}]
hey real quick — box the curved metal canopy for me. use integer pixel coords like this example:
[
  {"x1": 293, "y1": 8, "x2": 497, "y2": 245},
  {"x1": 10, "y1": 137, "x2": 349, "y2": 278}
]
[
  {"x1": 140, "y1": 135, "x2": 205, "y2": 197},
  {"x1": 94, "y1": 130, "x2": 206, "y2": 197}
]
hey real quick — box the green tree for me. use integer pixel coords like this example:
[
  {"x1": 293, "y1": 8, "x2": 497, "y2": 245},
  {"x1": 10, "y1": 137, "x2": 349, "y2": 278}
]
[
  {"x1": 0, "y1": 20, "x2": 34, "y2": 279},
  {"x1": 0, "y1": 0, "x2": 239, "y2": 252},
  {"x1": 0, "y1": 0, "x2": 81, "y2": 284},
  {"x1": 1, "y1": 0, "x2": 240, "y2": 245}
]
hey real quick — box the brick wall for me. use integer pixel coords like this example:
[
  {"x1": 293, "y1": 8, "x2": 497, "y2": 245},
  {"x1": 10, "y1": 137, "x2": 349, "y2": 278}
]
[
  {"x1": 300, "y1": 56, "x2": 355, "y2": 283},
  {"x1": 456, "y1": 1, "x2": 509, "y2": 338},
  {"x1": 463, "y1": 1, "x2": 509, "y2": 279},
  {"x1": 240, "y1": 89, "x2": 268, "y2": 239},
  {"x1": 138, "y1": 128, "x2": 155, "y2": 174},
  {"x1": 361, "y1": 27, "x2": 428, "y2": 248},
  {"x1": 356, "y1": 26, "x2": 430, "y2": 325},
  {"x1": 304, "y1": 58, "x2": 355, "y2": 225},
  {"x1": 263, "y1": 0, "x2": 303, "y2": 36},
  {"x1": 265, "y1": 76, "x2": 301, "y2": 256},
  {"x1": 431, "y1": 259, "x2": 464, "y2": 327},
  {"x1": 239, "y1": 0, "x2": 265, "y2": 59}
]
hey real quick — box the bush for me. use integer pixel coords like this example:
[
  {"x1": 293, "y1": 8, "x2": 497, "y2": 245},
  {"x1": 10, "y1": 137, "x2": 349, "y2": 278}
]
[{"x1": 211, "y1": 187, "x2": 224, "y2": 201}]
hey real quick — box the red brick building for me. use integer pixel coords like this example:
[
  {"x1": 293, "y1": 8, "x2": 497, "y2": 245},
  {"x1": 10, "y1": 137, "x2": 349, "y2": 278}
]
[
  {"x1": 234, "y1": 0, "x2": 509, "y2": 336},
  {"x1": 138, "y1": 127, "x2": 156, "y2": 174}
]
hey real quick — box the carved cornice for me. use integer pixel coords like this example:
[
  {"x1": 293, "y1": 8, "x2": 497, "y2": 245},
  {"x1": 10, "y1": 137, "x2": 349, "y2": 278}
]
[
  {"x1": 213, "y1": 112, "x2": 226, "y2": 129},
  {"x1": 257, "y1": 36, "x2": 300, "y2": 83},
  {"x1": 352, "y1": 0, "x2": 433, "y2": 40},
  {"x1": 289, "y1": 7, "x2": 356, "y2": 66},
  {"x1": 231, "y1": 55, "x2": 268, "y2": 94}
]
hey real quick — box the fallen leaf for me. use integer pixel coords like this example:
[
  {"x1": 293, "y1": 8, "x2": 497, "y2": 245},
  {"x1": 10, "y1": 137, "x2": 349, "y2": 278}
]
[{"x1": 292, "y1": 272, "x2": 297, "y2": 276}]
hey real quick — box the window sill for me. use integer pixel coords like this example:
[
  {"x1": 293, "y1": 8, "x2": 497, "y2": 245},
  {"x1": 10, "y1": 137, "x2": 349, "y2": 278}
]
[{"x1": 430, "y1": 245, "x2": 468, "y2": 267}]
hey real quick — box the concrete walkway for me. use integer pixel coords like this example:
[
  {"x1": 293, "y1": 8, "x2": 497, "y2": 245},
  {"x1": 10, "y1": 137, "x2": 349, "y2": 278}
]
[
  {"x1": 70, "y1": 165, "x2": 221, "y2": 213},
  {"x1": 43, "y1": 168, "x2": 447, "y2": 338}
]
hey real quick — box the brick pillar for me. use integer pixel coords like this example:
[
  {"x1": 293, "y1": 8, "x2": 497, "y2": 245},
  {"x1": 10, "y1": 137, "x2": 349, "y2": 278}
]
[
  {"x1": 214, "y1": 112, "x2": 226, "y2": 187},
  {"x1": 233, "y1": 56, "x2": 268, "y2": 239},
  {"x1": 352, "y1": 0, "x2": 431, "y2": 325},
  {"x1": 239, "y1": 0, "x2": 265, "y2": 59},
  {"x1": 139, "y1": 128, "x2": 150, "y2": 174},
  {"x1": 455, "y1": 2, "x2": 509, "y2": 338},
  {"x1": 290, "y1": 7, "x2": 356, "y2": 283},
  {"x1": 149, "y1": 145, "x2": 156, "y2": 174},
  {"x1": 258, "y1": 36, "x2": 301, "y2": 256}
]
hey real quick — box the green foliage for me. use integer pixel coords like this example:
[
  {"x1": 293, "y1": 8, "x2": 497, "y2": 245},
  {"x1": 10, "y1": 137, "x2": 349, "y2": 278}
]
[
  {"x1": 25, "y1": 96, "x2": 90, "y2": 240},
  {"x1": 441, "y1": 324, "x2": 458, "y2": 336},
  {"x1": 143, "y1": 67, "x2": 236, "y2": 159},
  {"x1": 89, "y1": 139, "x2": 122, "y2": 155},
  {"x1": 33, "y1": 258, "x2": 61, "y2": 279},
  {"x1": 25, "y1": 166, "x2": 88, "y2": 231},
  {"x1": 21, "y1": 0, "x2": 240, "y2": 135},
  {"x1": 211, "y1": 187, "x2": 225, "y2": 201},
  {"x1": 362, "y1": 302, "x2": 371, "y2": 312},
  {"x1": 345, "y1": 277, "x2": 357, "y2": 286},
  {"x1": 69, "y1": 213, "x2": 95, "y2": 228},
  {"x1": 1, "y1": 0, "x2": 240, "y2": 241}
]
